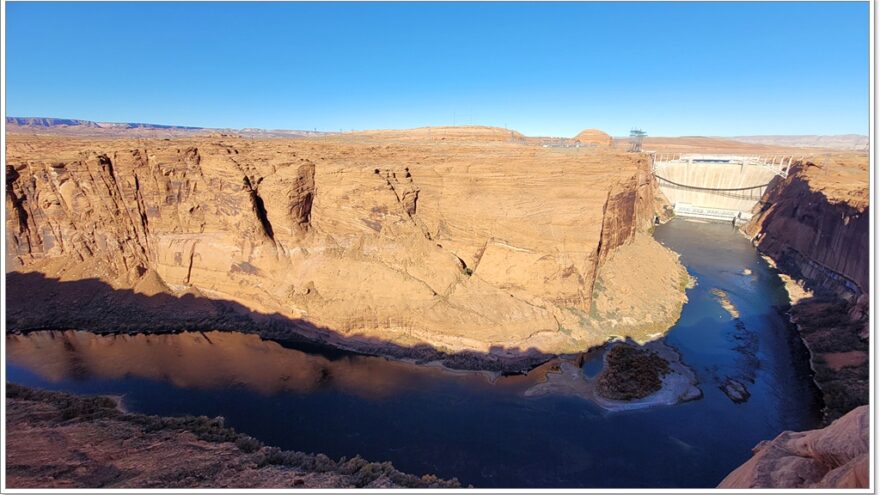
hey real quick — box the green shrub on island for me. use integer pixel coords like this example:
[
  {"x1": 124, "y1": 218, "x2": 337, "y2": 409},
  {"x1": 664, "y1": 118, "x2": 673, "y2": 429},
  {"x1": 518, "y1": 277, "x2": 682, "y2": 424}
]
[{"x1": 596, "y1": 345, "x2": 671, "y2": 401}]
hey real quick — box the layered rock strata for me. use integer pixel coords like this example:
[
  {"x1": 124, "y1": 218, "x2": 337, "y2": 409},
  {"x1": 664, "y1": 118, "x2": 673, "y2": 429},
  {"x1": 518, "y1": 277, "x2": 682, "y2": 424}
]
[
  {"x1": 6, "y1": 132, "x2": 687, "y2": 369},
  {"x1": 743, "y1": 157, "x2": 869, "y2": 422}
]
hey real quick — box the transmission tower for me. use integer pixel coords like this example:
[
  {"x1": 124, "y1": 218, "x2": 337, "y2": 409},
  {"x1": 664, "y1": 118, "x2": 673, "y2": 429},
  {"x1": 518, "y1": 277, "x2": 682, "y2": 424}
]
[{"x1": 628, "y1": 128, "x2": 647, "y2": 153}]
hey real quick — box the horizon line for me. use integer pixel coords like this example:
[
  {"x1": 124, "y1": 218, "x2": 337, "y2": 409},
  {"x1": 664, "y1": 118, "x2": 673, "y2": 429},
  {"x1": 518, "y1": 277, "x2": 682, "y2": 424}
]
[{"x1": 4, "y1": 116, "x2": 870, "y2": 140}]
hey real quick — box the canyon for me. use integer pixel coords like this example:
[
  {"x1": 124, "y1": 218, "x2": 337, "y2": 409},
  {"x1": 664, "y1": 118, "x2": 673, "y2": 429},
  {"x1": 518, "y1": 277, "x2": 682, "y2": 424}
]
[
  {"x1": 716, "y1": 154, "x2": 869, "y2": 488},
  {"x1": 743, "y1": 154, "x2": 869, "y2": 422},
  {"x1": 5, "y1": 129, "x2": 689, "y2": 370},
  {"x1": 4, "y1": 124, "x2": 870, "y2": 489}
]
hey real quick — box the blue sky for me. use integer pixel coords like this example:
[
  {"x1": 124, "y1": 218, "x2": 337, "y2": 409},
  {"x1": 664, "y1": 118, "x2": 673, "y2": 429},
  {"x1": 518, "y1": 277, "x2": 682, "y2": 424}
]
[{"x1": 5, "y1": 2, "x2": 869, "y2": 136}]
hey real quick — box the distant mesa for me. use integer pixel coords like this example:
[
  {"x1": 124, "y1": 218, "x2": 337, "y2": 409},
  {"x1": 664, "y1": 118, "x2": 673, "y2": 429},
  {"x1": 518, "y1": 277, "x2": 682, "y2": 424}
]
[
  {"x1": 7, "y1": 117, "x2": 100, "y2": 128},
  {"x1": 574, "y1": 129, "x2": 613, "y2": 147},
  {"x1": 5, "y1": 116, "x2": 324, "y2": 138},
  {"x1": 6, "y1": 116, "x2": 203, "y2": 130}
]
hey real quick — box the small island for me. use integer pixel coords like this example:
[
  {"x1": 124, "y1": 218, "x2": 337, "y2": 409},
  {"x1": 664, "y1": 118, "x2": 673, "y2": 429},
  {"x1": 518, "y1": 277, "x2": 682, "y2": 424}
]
[
  {"x1": 596, "y1": 345, "x2": 671, "y2": 400},
  {"x1": 524, "y1": 340, "x2": 701, "y2": 411}
]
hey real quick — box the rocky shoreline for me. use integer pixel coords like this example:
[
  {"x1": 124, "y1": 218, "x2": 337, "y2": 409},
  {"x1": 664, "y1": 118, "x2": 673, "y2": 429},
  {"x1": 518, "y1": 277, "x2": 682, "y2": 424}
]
[
  {"x1": 5, "y1": 383, "x2": 462, "y2": 489},
  {"x1": 760, "y1": 254, "x2": 868, "y2": 423},
  {"x1": 524, "y1": 340, "x2": 701, "y2": 411},
  {"x1": 742, "y1": 158, "x2": 869, "y2": 423}
]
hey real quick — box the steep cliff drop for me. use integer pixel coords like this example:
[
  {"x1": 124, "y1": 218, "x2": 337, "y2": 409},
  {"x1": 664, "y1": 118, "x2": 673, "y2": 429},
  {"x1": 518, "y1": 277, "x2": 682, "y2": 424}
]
[
  {"x1": 722, "y1": 153, "x2": 869, "y2": 489},
  {"x1": 743, "y1": 154, "x2": 869, "y2": 422},
  {"x1": 5, "y1": 130, "x2": 688, "y2": 372}
]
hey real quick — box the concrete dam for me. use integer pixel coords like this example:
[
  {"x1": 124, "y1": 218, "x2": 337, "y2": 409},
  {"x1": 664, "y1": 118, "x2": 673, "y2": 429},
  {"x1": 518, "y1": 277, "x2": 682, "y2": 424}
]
[{"x1": 651, "y1": 154, "x2": 795, "y2": 222}]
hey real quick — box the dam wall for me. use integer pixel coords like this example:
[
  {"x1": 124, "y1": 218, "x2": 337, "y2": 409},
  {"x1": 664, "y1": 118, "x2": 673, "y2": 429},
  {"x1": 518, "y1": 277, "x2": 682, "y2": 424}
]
[{"x1": 652, "y1": 155, "x2": 790, "y2": 221}]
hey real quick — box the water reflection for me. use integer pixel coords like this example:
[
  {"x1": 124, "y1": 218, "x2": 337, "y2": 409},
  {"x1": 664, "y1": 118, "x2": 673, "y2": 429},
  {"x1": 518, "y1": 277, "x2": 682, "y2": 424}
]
[
  {"x1": 5, "y1": 219, "x2": 822, "y2": 488},
  {"x1": 6, "y1": 330, "x2": 539, "y2": 399}
]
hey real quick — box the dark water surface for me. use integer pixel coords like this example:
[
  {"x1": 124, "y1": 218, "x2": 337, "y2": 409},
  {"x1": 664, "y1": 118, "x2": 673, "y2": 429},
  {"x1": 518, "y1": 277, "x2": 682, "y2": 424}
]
[{"x1": 7, "y1": 219, "x2": 821, "y2": 488}]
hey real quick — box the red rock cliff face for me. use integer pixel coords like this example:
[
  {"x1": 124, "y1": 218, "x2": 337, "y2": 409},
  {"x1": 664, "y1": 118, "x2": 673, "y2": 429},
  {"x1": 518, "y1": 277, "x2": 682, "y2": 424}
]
[
  {"x1": 5, "y1": 135, "x2": 684, "y2": 365},
  {"x1": 743, "y1": 161, "x2": 869, "y2": 418},
  {"x1": 744, "y1": 163, "x2": 868, "y2": 299}
]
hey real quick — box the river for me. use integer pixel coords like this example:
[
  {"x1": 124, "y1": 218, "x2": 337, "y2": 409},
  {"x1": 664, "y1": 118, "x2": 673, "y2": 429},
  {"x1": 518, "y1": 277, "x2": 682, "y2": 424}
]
[{"x1": 6, "y1": 219, "x2": 821, "y2": 488}]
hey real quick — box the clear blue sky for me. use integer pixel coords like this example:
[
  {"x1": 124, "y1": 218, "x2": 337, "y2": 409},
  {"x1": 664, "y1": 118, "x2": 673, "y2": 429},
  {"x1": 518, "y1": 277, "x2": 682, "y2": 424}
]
[{"x1": 6, "y1": 2, "x2": 870, "y2": 136}]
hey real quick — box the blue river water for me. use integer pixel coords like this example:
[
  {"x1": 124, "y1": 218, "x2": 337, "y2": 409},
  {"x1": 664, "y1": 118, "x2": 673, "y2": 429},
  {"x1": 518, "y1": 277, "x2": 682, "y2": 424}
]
[{"x1": 6, "y1": 219, "x2": 820, "y2": 488}]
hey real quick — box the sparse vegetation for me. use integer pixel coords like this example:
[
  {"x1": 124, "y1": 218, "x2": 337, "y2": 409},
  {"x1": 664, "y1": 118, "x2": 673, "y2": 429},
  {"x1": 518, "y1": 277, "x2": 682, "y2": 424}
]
[
  {"x1": 596, "y1": 345, "x2": 671, "y2": 400},
  {"x1": 6, "y1": 383, "x2": 463, "y2": 488},
  {"x1": 788, "y1": 295, "x2": 869, "y2": 422}
]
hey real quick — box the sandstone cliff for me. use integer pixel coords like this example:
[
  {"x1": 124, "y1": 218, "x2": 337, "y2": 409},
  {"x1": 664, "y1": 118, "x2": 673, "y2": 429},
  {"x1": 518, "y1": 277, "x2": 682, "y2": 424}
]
[
  {"x1": 743, "y1": 155, "x2": 869, "y2": 422},
  {"x1": 745, "y1": 159, "x2": 868, "y2": 299},
  {"x1": 6, "y1": 133, "x2": 687, "y2": 369},
  {"x1": 718, "y1": 405, "x2": 868, "y2": 489}
]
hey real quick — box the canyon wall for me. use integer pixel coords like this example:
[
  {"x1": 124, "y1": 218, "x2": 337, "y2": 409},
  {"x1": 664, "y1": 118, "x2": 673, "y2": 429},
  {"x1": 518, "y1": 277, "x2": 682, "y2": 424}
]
[
  {"x1": 5, "y1": 133, "x2": 687, "y2": 368},
  {"x1": 744, "y1": 161, "x2": 869, "y2": 299},
  {"x1": 743, "y1": 156, "x2": 869, "y2": 422}
]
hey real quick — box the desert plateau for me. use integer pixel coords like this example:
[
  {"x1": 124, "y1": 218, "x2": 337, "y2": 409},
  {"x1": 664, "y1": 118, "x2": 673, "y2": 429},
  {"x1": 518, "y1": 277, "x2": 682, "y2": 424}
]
[
  {"x1": 4, "y1": 119, "x2": 870, "y2": 489},
  {"x1": 4, "y1": 1, "x2": 872, "y2": 491}
]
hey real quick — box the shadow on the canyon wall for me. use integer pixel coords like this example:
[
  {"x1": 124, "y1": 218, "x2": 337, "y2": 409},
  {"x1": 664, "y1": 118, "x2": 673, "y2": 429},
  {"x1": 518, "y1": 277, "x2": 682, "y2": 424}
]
[{"x1": 6, "y1": 271, "x2": 553, "y2": 373}]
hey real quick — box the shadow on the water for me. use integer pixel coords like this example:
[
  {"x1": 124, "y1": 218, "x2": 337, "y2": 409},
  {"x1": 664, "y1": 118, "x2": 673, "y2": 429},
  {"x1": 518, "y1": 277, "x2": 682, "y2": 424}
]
[{"x1": 6, "y1": 271, "x2": 554, "y2": 373}]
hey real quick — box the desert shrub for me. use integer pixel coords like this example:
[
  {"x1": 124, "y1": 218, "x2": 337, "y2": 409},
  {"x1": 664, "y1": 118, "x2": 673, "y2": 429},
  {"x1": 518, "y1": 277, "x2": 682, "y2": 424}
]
[
  {"x1": 596, "y1": 345, "x2": 671, "y2": 401},
  {"x1": 823, "y1": 380, "x2": 869, "y2": 422},
  {"x1": 314, "y1": 453, "x2": 337, "y2": 472},
  {"x1": 338, "y1": 455, "x2": 369, "y2": 475},
  {"x1": 8, "y1": 384, "x2": 466, "y2": 488},
  {"x1": 353, "y1": 462, "x2": 385, "y2": 487},
  {"x1": 235, "y1": 435, "x2": 263, "y2": 453},
  {"x1": 7, "y1": 383, "x2": 119, "y2": 421}
]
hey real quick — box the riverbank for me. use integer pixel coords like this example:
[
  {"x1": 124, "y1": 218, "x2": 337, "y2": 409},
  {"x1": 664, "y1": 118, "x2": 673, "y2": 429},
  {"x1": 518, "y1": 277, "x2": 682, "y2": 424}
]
[
  {"x1": 742, "y1": 157, "x2": 869, "y2": 423},
  {"x1": 5, "y1": 383, "x2": 462, "y2": 489},
  {"x1": 524, "y1": 340, "x2": 701, "y2": 411},
  {"x1": 6, "y1": 219, "x2": 823, "y2": 488}
]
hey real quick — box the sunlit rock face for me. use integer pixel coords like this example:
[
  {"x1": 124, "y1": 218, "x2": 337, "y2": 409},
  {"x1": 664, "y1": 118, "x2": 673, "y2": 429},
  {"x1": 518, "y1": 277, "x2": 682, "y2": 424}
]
[
  {"x1": 718, "y1": 405, "x2": 868, "y2": 489},
  {"x1": 5, "y1": 131, "x2": 688, "y2": 361}
]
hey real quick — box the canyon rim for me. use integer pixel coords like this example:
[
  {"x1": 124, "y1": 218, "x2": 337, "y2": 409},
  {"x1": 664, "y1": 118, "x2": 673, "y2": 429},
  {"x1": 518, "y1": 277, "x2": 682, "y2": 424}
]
[{"x1": 3, "y1": 1, "x2": 872, "y2": 492}]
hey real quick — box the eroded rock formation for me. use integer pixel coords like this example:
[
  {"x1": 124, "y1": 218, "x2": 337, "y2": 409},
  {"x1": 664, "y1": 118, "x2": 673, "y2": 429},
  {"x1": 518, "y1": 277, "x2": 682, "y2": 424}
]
[
  {"x1": 5, "y1": 131, "x2": 687, "y2": 368},
  {"x1": 745, "y1": 159, "x2": 868, "y2": 299},
  {"x1": 718, "y1": 405, "x2": 868, "y2": 489},
  {"x1": 743, "y1": 156, "x2": 869, "y2": 421}
]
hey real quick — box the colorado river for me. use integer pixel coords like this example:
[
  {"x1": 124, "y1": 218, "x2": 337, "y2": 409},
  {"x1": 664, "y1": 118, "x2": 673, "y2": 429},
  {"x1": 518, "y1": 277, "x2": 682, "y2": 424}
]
[{"x1": 6, "y1": 219, "x2": 821, "y2": 488}]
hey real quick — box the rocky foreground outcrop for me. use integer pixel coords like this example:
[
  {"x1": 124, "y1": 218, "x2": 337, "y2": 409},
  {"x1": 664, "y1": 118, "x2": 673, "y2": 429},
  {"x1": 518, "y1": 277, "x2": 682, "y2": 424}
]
[
  {"x1": 5, "y1": 131, "x2": 688, "y2": 369},
  {"x1": 718, "y1": 405, "x2": 868, "y2": 489},
  {"x1": 744, "y1": 155, "x2": 869, "y2": 421},
  {"x1": 6, "y1": 384, "x2": 460, "y2": 488}
]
